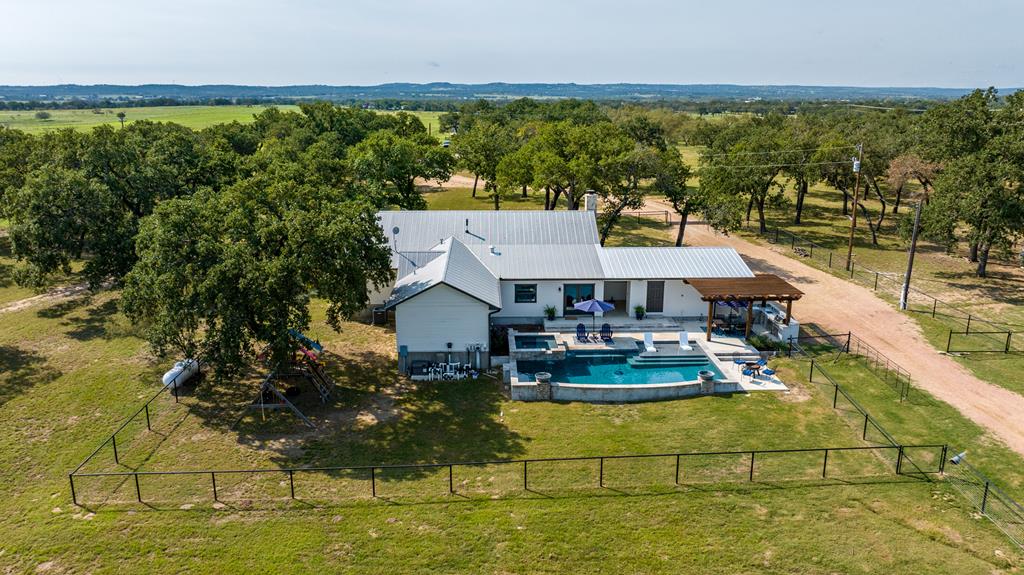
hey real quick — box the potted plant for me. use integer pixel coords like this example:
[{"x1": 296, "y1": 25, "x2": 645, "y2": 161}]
[
  {"x1": 543, "y1": 305, "x2": 557, "y2": 321},
  {"x1": 634, "y1": 305, "x2": 646, "y2": 320}
]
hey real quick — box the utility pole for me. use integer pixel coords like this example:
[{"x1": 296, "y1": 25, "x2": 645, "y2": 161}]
[
  {"x1": 900, "y1": 200, "x2": 923, "y2": 310},
  {"x1": 844, "y1": 143, "x2": 864, "y2": 271}
]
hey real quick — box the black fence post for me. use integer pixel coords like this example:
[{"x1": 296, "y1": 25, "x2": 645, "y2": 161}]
[
  {"x1": 69, "y1": 474, "x2": 77, "y2": 506},
  {"x1": 449, "y1": 464, "x2": 454, "y2": 494},
  {"x1": 135, "y1": 473, "x2": 142, "y2": 502},
  {"x1": 809, "y1": 358, "x2": 815, "y2": 382},
  {"x1": 833, "y1": 384, "x2": 839, "y2": 408},
  {"x1": 850, "y1": 261, "x2": 855, "y2": 279},
  {"x1": 946, "y1": 330, "x2": 953, "y2": 353},
  {"x1": 599, "y1": 457, "x2": 604, "y2": 487},
  {"x1": 145, "y1": 404, "x2": 151, "y2": 431},
  {"x1": 846, "y1": 332, "x2": 852, "y2": 353},
  {"x1": 932, "y1": 298, "x2": 937, "y2": 318},
  {"x1": 822, "y1": 449, "x2": 829, "y2": 478},
  {"x1": 289, "y1": 470, "x2": 295, "y2": 499},
  {"x1": 896, "y1": 445, "x2": 904, "y2": 475},
  {"x1": 939, "y1": 445, "x2": 948, "y2": 474},
  {"x1": 523, "y1": 461, "x2": 528, "y2": 490},
  {"x1": 749, "y1": 452, "x2": 756, "y2": 481},
  {"x1": 981, "y1": 481, "x2": 990, "y2": 514},
  {"x1": 809, "y1": 244, "x2": 814, "y2": 259},
  {"x1": 211, "y1": 472, "x2": 218, "y2": 501},
  {"x1": 675, "y1": 455, "x2": 680, "y2": 485},
  {"x1": 112, "y1": 435, "x2": 119, "y2": 465},
  {"x1": 1006, "y1": 332, "x2": 1013, "y2": 354},
  {"x1": 774, "y1": 228, "x2": 779, "y2": 243},
  {"x1": 370, "y1": 467, "x2": 376, "y2": 498},
  {"x1": 862, "y1": 414, "x2": 870, "y2": 440},
  {"x1": 828, "y1": 252, "x2": 833, "y2": 268},
  {"x1": 966, "y1": 315, "x2": 972, "y2": 334},
  {"x1": 873, "y1": 272, "x2": 879, "y2": 291}
]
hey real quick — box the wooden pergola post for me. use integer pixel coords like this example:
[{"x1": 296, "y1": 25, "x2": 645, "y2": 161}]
[
  {"x1": 706, "y1": 300, "x2": 715, "y2": 341},
  {"x1": 744, "y1": 299, "x2": 754, "y2": 339},
  {"x1": 785, "y1": 299, "x2": 793, "y2": 325}
]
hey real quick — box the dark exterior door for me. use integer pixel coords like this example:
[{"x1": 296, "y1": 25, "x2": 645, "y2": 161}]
[{"x1": 646, "y1": 281, "x2": 665, "y2": 313}]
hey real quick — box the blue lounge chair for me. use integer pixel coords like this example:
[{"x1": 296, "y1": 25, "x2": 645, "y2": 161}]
[
  {"x1": 600, "y1": 323, "x2": 613, "y2": 342},
  {"x1": 576, "y1": 323, "x2": 589, "y2": 343},
  {"x1": 762, "y1": 368, "x2": 776, "y2": 376}
]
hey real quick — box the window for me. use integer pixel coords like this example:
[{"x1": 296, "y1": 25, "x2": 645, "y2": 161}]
[
  {"x1": 563, "y1": 283, "x2": 596, "y2": 313},
  {"x1": 514, "y1": 284, "x2": 537, "y2": 303}
]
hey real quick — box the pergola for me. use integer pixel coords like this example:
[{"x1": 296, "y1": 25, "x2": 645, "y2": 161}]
[{"x1": 685, "y1": 274, "x2": 804, "y2": 341}]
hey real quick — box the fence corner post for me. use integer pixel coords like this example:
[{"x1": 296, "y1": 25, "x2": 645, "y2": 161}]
[
  {"x1": 69, "y1": 474, "x2": 77, "y2": 506},
  {"x1": 895, "y1": 445, "x2": 904, "y2": 475}
]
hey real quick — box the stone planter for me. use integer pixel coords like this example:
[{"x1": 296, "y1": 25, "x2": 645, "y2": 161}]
[
  {"x1": 698, "y1": 370, "x2": 716, "y2": 394},
  {"x1": 535, "y1": 371, "x2": 553, "y2": 400}
]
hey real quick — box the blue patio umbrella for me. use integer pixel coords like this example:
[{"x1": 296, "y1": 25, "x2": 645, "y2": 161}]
[{"x1": 573, "y1": 299, "x2": 615, "y2": 332}]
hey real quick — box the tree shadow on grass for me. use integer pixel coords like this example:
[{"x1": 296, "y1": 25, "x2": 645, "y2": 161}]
[
  {"x1": 171, "y1": 348, "x2": 526, "y2": 480},
  {"x1": 36, "y1": 295, "x2": 93, "y2": 319},
  {"x1": 0, "y1": 345, "x2": 62, "y2": 408},
  {"x1": 63, "y1": 298, "x2": 120, "y2": 341}
]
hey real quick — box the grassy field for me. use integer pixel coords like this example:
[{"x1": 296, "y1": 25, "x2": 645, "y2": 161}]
[
  {"x1": 0, "y1": 105, "x2": 445, "y2": 136},
  {"x1": 1, "y1": 291, "x2": 1023, "y2": 573}
]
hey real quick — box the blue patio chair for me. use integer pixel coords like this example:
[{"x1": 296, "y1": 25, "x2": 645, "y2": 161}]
[
  {"x1": 762, "y1": 368, "x2": 776, "y2": 376},
  {"x1": 733, "y1": 359, "x2": 746, "y2": 365},
  {"x1": 757, "y1": 358, "x2": 768, "y2": 366},
  {"x1": 600, "y1": 323, "x2": 613, "y2": 342},
  {"x1": 576, "y1": 323, "x2": 589, "y2": 343},
  {"x1": 742, "y1": 368, "x2": 754, "y2": 380}
]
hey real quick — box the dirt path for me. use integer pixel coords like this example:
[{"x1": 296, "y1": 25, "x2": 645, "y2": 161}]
[
  {"x1": 0, "y1": 282, "x2": 93, "y2": 314},
  {"x1": 679, "y1": 217, "x2": 1024, "y2": 456}
]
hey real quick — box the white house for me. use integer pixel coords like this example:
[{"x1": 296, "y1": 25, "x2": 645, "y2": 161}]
[{"x1": 375, "y1": 199, "x2": 801, "y2": 372}]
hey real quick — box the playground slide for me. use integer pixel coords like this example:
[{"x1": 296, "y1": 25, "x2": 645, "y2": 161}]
[{"x1": 289, "y1": 329, "x2": 323, "y2": 353}]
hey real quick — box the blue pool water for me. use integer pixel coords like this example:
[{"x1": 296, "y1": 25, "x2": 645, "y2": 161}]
[
  {"x1": 516, "y1": 349, "x2": 723, "y2": 385},
  {"x1": 514, "y1": 334, "x2": 558, "y2": 350}
]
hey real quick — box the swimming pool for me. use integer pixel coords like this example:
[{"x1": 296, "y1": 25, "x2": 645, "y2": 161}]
[
  {"x1": 514, "y1": 334, "x2": 558, "y2": 350},
  {"x1": 516, "y1": 349, "x2": 723, "y2": 385}
]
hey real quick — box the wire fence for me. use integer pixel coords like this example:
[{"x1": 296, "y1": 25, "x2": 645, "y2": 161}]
[
  {"x1": 788, "y1": 331, "x2": 914, "y2": 403},
  {"x1": 749, "y1": 224, "x2": 1022, "y2": 355},
  {"x1": 945, "y1": 456, "x2": 1024, "y2": 548},
  {"x1": 69, "y1": 443, "x2": 947, "y2": 508}
]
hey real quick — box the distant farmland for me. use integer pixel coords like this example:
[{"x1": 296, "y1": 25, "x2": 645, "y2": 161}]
[{"x1": 0, "y1": 105, "x2": 445, "y2": 135}]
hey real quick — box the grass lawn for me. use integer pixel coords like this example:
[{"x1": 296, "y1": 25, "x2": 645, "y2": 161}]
[{"x1": 1, "y1": 292, "x2": 1022, "y2": 573}]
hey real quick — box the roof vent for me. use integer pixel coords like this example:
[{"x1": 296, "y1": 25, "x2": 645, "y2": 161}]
[{"x1": 489, "y1": 245, "x2": 498, "y2": 256}]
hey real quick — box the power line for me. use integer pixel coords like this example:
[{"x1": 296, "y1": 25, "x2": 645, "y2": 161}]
[
  {"x1": 702, "y1": 160, "x2": 851, "y2": 170},
  {"x1": 699, "y1": 145, "x2": 857, "y2": 158}
]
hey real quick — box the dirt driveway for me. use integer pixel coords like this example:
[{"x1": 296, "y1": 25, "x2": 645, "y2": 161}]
[{"x1": 681, "y1": 218, "x2": 1024, "y2": 457}]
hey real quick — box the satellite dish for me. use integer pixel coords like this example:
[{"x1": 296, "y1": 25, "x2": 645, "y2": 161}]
[{"x1": 392, "y1": 226, "x2": 400, "y2": 235}]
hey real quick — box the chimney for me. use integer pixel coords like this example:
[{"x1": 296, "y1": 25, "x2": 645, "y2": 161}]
[{"x1": 584, "y1": 190, "x2": 598, "y2": 212}]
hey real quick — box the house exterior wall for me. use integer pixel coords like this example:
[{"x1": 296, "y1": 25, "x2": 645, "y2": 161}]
[
  {"x1": 626, "y1": 280, "x2": 705, "y2": 318},
  {"x1": 492, "y1": 279, "x2": 605, "y2": 320},
  {"x1": 394, "y1": 284, "x2": 491, "y2": 353}
]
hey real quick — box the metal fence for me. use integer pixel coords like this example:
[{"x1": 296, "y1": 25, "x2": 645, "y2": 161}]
[
  {"x1": 69, "y1": 443, "x2": 947, "y2": 507},
  {"x1": 946, "y1": 456, "x2": 1024, "y2": 548},
  {"x1": 788, "y1": 331, "x2": 914, "y2": 403},
  {"x1": 749, "y1": 224, "x2": 1022, "y2": 355}
]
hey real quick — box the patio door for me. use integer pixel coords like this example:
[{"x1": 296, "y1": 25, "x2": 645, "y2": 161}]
[
  {"x1": 646, "y1": 281, "x2": 665, "y2": 313},
  {"x1": 563, "y1": 283, "x2": 595, "y2": 315}
]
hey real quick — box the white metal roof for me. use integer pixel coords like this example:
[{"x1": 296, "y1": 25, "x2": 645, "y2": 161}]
[
  {"x1": 384, "y1": 237, "x2": 501, "y2": 310},
  {"x1": 378, "y1": 210, "x2": 600, "y2": 256},
  {"x1": 465, "y1": 244, "x2": 605, "y2": 279},
  {"x1": 597, "y1": 247, "x2": 755, "y2": 279}
]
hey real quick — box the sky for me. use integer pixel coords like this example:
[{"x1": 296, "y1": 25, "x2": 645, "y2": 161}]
[{"x1": 1, "y1": 0, "x2": 1021, "y2": 88}]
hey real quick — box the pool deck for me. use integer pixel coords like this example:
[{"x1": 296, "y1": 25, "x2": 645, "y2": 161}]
[{"x1": 506, "y1": 326, "x2": 789, "y2": 401}]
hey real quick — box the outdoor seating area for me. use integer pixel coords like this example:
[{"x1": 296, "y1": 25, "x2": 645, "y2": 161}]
[{"x1": 575, "y1": 322, "x2": 615, "y2": 344}]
